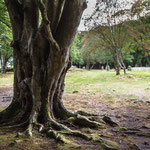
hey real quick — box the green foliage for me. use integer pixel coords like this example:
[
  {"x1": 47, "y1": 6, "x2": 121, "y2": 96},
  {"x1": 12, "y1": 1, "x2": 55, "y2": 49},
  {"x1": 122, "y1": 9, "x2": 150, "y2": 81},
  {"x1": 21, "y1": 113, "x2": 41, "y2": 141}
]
[
  {"x1": 96, "y1": 49, "x2": 113, "y2": 64},
  {"x1": 0, "y1": 29, "x2": 13, "y2": 60},
  {"x1": 125, "y1": 15, "x2": 150, "y2": 66},
  {"x1": 0, "y1": 1, "x2": 10, "y2": 28},
  {"x1": 81, "y1": 35, "x2": 98, "y2": 66},
  {"x1": 0, "y1": 1, "x2": 13, "y2": 69},
  {"x1": 71, "y1": 33, "x2": 84, "y2": 66},
  {"x1": 123, "y1": 55, "x2": 134, "y2": 64},
  {"x1": 81, "y1": 30, "x2": 113, "y2": 66}
]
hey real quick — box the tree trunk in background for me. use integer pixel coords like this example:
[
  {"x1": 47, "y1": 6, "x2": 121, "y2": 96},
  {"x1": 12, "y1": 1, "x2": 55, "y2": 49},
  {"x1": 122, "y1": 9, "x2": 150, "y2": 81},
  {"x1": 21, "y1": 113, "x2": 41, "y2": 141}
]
[
  {"x1": 113, "y1": 49, "x2": 126, "y2": 75},
  {"x1": 0, "y1": 0, "x2": 87, "y2": 130},
  {"x1": 114, "y1": 61, "x2": 120, "y2": 75},
  {"x1": 86, "y1": 63, "x2": 90, "y2": 70},
  {"x1": 1, "y1": 56, "x2": 7, "y2": 74},
  {"x1": 143, "y1": 49, "x2": 150, "y2": 66},
  {"x1": 113, "y1": 54, "x2": 121, "y2": 75},
  {"x1": 119, "y1": 52, "x2": 126, "y2": 74}
]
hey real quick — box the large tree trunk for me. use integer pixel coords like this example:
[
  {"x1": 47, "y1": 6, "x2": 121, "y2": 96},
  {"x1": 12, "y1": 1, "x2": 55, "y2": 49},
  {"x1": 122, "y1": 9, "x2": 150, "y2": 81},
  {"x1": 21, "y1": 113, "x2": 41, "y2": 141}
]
[{"x1": 0, "y1": 0, "x2": 89, "y2": 132}]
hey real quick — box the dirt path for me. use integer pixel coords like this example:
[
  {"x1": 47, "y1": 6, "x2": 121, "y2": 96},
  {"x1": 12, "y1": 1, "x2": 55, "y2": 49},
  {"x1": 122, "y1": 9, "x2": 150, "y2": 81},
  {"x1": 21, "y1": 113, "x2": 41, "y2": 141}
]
[{"x1": 0, "y1": 87, "x2": 13, "y2": 108}]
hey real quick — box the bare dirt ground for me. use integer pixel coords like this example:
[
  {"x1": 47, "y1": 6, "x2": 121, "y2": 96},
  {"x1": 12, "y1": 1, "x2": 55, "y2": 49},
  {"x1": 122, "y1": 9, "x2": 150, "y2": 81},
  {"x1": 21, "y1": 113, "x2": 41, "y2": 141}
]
[
  {"x1": 0, "y1": 86, "x2": 150, "y2": 150},
  {"x1": 0, "y1": 87, "x2": 13, "y2": 108},
  {"x1": 63, "y1": 89, "x2": 150, "y2": 150}
]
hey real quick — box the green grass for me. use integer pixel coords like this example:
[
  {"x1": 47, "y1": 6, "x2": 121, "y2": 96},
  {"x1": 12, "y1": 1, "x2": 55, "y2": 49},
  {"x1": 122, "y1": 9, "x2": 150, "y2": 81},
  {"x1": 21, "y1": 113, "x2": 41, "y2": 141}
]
[
  {"x1": 65, "y1": 70, "x2": 150, "y2": 96},
  {"x1": 130, "y1": 70, "x2": 150, "y2": 77},
  {"x1": 66, "y1": 70, "x2": 116, "y2": 84},
  {"x1": 0, "y1": 72, "x2": 13, "y2": 86},
  {"x1": 66, "y1": 70, "x2": 150, "y2": 85}
]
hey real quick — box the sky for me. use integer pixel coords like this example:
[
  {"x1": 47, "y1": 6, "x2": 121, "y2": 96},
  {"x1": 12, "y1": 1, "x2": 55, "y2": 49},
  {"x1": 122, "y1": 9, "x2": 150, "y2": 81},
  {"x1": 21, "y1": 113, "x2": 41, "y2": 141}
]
[
  {"x1": 78, "y1": 0, "x2": 138, "y2": 31},
  {"x1": 78, "y1": 1, "x2": 96, "y2": 30}
]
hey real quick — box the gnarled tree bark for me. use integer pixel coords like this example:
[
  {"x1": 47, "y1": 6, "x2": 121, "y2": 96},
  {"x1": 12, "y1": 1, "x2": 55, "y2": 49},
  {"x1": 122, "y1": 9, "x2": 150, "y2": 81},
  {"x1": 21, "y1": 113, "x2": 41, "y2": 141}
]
[{"x1": 0, "y1": 0, "x2": 105, "y2": 142}]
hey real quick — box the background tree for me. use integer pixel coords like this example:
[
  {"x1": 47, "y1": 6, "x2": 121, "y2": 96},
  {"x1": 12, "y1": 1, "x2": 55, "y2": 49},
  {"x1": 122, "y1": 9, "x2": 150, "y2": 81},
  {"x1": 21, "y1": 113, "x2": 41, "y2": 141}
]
[
  {"x1": 70, "y1": 0, "x2": 150, "y2": 70},
  {"x1": 71, "y1": 33, "x2": 84, "y2": 67},
  {"x1": 81, "y1": 29, "x2": 113, "y2": 69},
  {"x1": 127, "y1": 16, "x2": 150, "y2": 66},
  {"x1": 84, "y1": 0, "x2": 136, "y2": 75},
  {"x1": 122, "y1": 0, "x2": 150, "y2": 66},
  {"x1": 0, "y1": 1, "x2": 13, "y2": 73}
]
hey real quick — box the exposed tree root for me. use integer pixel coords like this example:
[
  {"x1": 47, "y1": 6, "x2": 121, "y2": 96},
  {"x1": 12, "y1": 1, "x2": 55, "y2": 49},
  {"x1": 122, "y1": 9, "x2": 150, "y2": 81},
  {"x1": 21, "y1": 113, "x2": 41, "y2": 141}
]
[
  {"x1": 62, "y1": 115, "x2": 105, "y2": 129},
  {"x1": 75, "y1": 110, "x2": 99, "y2": 117},
  {"x1": 46, "y1": 130, "x2": 71, "y2": 144},
  {"x1": 60, "y1": 110, "x2": 118, "y2": 129},
  {"x1": 60, "y1": 130, "x2": 92, "y2": 140},
  {"x1": 120, "y1": 128, "x2": 150, "y2": 137},
  {"x1": 0, "y1": 110, "x2": 122, "y2": 150},
  {"x1": 102, "y1": 115, "x2": 118, "y2": 127},
  {"x1": 46, "y1": 129, "x2": 92, "y2": 144}
]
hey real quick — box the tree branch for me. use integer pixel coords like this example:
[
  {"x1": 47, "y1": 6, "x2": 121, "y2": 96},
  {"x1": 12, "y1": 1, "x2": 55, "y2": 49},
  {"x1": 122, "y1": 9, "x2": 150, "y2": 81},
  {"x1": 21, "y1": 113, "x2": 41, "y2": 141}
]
[
  {"x1": 4, "y1": 0, "x2": 24, "y2": 41},
  {"x1": 39, "y1": 0, "x2": 60, "y2": 51},
  {"x1": 55, "y1": 0, "x2": 87, "y2": 52}
]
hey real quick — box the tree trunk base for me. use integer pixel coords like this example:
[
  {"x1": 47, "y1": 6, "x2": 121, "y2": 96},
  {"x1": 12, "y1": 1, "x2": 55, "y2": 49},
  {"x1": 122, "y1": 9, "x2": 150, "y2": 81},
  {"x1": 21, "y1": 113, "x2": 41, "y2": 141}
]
[
  {"x1": 0, "y1": 101, "x2": 124, "y2": 150},
  {"x1": 0, "y1": 104, "x2": 119, "y2": 145}
]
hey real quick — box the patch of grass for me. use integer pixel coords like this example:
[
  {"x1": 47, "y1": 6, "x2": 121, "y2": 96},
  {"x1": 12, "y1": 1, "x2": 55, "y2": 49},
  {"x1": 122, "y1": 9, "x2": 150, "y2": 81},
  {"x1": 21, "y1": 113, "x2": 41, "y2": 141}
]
[
  {"x1": 66, "y1": 70, "x2": 116, "y2": 85},
  {"x1": 131, "y1": 70, "x2": 150, "y2": 77},
  {"x1": 0, "y1": 72, "x2": 13, "y2": 86}
]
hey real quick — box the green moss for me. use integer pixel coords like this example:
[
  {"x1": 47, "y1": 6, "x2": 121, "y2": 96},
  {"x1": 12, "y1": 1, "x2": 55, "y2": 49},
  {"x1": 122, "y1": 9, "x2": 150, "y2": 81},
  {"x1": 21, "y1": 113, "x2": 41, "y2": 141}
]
[
  {"x1": 66, "y1": 117, "x2": 75, "y2": 122},
  {"x1": 0, "y1": 131, "x2": 17, "y2": 148},
  {"x1": 47, "y1": 130, "x2": 71, "y2": 144},
  {"x1": 80, "y1": 128, "x2": 93, "y2": 133},
  {"x1": 0, "y1": 107, "x2": 5, "y2": 112},
  {"x1": 145, "y1": 123, "x2": 150, "y2": 129},
  {"x1": 91, "y1": 133, "x2": 100, "y2": 140},
  {"x1": 100, "y1": 139, "x2": 120, "y2": 150}
]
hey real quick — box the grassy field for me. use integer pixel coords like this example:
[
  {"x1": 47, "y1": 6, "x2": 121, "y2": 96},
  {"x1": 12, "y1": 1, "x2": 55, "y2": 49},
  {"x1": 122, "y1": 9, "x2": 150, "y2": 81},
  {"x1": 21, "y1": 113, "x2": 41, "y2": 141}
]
[{"x1": 65, "y1": 69, "x2": 150, "y2": 98}]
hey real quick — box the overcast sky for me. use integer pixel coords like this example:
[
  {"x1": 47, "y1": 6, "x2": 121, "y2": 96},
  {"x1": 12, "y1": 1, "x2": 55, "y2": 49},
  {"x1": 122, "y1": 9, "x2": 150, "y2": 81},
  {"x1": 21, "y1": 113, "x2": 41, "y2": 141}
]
[
  {"x1": 78, "y1": 1, "x2": 96, "y2": 30},
  {"x1": 78, "y1": 0, "x2": 139, "y2": 30}
]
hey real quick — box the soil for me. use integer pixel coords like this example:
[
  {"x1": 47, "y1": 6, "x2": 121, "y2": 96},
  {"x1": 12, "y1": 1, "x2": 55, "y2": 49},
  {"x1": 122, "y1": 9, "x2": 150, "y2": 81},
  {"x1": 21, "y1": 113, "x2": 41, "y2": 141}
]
[
  {"x1": 0, "y1": 87, "x2": 13, "y2": 108},
  {"x1": 0, "y1": 86, "x2": 150, "y2": 150},
  {"x1": 63, "y1": 90, "x2": 150, "y2": 150}
]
